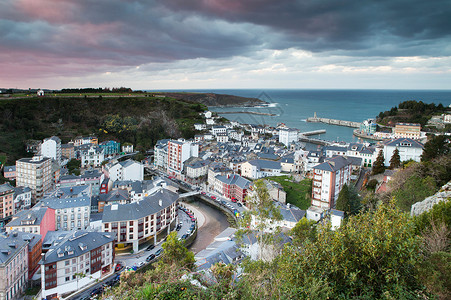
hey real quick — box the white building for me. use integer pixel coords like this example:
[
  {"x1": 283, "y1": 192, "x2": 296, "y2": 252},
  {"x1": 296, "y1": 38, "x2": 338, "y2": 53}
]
[
  {"x1": 194, "y1": 124, "x2": 206, "y2": 131},
  {"x1": 13, "y1": 187, "x2": 32, "y2": 211},
  {"x1": 40, "y1": 186, "x2": 91, "y2": 231},
  {"x1": 16, "y1": 155, "x2": 52, "y2": 200},
  {"x1": 40, "y1": 231, "x2": 114, "y2": 300},
  {"x1": 383, "y1": 138, "x2": 424, "y2": 166},
  {"x1": 103, "y1": 159, "x2": 144, "y2": 182},
  {"x1": 241, "y1": 159, "x2": 282, "y2": 180},
  {"x1": 216, "y1": 133, "x2": 229, "y2": 143},
  {"x1": 311, "y1": 156, "x2": 352, "y2": 209},
  {"x1": 278, "y1": 128, "x2": 299, "y2": 147},
  {"x1": 80, "y1": 145, "x2": 105, "y2": 168},
  {"x1": 167, "y1": 140, "x2": 199, "y2": 177},
  {"x1": 211, "y1": 126, "x2": 227, "y2": 136},
  {"x1": 41, "y1": 136, "x2": 62, "y2": 165},
  {"x1": 153, "y1": 139, "x2": 169, "y2": 170}
]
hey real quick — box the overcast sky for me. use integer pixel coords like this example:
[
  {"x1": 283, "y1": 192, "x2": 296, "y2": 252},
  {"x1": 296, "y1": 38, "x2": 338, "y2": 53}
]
[{"x1": 1, "y1": 0, "x2": 451, "y2": 90}]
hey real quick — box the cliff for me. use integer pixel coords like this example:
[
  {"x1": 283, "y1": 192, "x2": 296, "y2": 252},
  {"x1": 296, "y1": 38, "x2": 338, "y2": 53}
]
[{"x1": 156, "y1": 92, "x2": 267, "y2": 107}]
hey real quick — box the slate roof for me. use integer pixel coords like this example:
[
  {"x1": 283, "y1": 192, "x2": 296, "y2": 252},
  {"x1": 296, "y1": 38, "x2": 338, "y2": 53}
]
[
  {"x1": 330, "y1": 209, "x2": 345, "y2": 217},
  {"x1": 14, "y1": 186, "x2": 32, "y2": 195},
  {"x1": 99, "y1": 189, "x2": 129, "y2": 203},
  {"x1": 102, "y1": 189, "x2": 178, "y2": 223},
  {"x1": 41, "y1": 231, "x2": 114, "y2": 264},
  {"x1": 0, "y1": 183, "x2": 14, "y2": 194},
  {"x1": 0, "y1": 232, "x2": 32, "y2": 264},
  {"x1": 7, "y1": 206, "x2": 50, "y2": 227},
  {"x1": 4, "y1": 165, "x2": 15, "y2": 172},
  {"x1": 247, "y1": 159, "x2": 281, "y2": 170},
  {"x1": 279, "y1": 207, "x2": 306, "y2": 223},
  {"x1": 383, "y1": 138, "x2": 424, "y2": 149},
  {"x1": 215, "y1": 174, "x2": 251, "y2": 189},
  {"x1": 313, "y1": 156, "x2": 352, "y2": 172}
]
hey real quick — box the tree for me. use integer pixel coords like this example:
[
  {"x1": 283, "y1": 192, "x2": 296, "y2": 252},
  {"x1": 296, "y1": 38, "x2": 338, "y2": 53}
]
[
  {"x1": 392, "y1": 175, "x2": 437, "y2": 212},
  {"x1": 421, "y1": 135, "x2": 450, "y2": 162},
  {"x1": 335, "y1": 184, "x2": 361, "y2": 216},
  {"x1": 160, "y1": 231, "x2": 195, "y2": 271},
  {"x1": 372, "y1": 150, "x2": 385, "y2": 175},
  {"x1": 290, "y1": 218, "x2": 317, "y2": 245},
  {"x1": 389, "y1": 148, "x2": 401, "y2": 169},
  {"x1": 238, "y1": 179, "x2": 283, "y2": 261}
]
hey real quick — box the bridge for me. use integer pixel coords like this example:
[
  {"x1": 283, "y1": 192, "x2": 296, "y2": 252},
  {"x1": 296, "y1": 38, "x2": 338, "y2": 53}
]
[{"x1": 179, "y1": 191, "x2": 201, "y2": 198}]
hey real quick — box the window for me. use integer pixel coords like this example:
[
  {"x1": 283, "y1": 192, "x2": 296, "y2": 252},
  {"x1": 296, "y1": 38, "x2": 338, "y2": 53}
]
[{"x1": 66, "y1": 276, "x2": 70, "y2": 282}]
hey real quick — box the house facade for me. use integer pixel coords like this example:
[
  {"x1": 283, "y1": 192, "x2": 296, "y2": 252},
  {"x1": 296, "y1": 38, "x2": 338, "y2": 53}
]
[
  {"x1": 16, "y1": 156, "x2": 52, "y2": 200},
  {"x1": 0, "y1": 183, "x2": 15, "y2": 228},
  {"x1": 241, "y1": 159, "x2": 281, "y2": 179},
  {"x1": 6, "y1": 206, "x2": 55, "y2": 241},
  {"x1": 383, "y1": 138, "x2": 424, "y2": 166}
]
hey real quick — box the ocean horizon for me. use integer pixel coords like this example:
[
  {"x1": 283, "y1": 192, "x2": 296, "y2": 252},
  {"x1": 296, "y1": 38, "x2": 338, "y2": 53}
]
[{"x1": 148, "y1": 89, "x2": 451, "y2": 143}]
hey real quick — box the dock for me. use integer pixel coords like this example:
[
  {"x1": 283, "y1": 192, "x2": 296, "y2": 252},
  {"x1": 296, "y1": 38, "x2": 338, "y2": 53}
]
[
  {"x1": 307, "y1": 112, "x2": 361, "y2": 128},
  {"x1": 299, "y1": 129, "x2": 326, "y2": 136}
]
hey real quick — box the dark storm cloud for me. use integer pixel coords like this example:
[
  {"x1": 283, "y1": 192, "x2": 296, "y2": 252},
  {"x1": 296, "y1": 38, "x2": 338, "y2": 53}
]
[{"x1": 0, "y1": 0, "x2": 450, "y2": 81}]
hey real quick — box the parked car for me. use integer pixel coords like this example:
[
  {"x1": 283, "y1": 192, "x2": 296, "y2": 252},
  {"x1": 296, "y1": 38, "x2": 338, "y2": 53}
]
[
  {"x1": 190, "y1": 224, "x2": 195, "y2": 230},
  {"x1": 176, "y1": 224, "x2": 182, "y2": 231},
  {"x1": 115, "y1": 263, "x2": 123, "y2": 272},
  {"x1": 190, "y1": 217, "x2": 196, "y2": 222},
  {"x1": 201, "y1": 191, "x2": 206, "y2": 195},
  {"x1": 137, "y1": 261, "x2": 145, "y2": 268},
  {"x1": 146, "y1": 254, "x2": 156, "y2": 262},
  {"x1": 90, "y1": 287, "x2": 103, "y2": 297},
  {"x1": 231, "y1": 197, "x2": 237, "y2": 203},
  {"x1": 146, "y1": 244, "x2": 155, "y2": 251},
  {"x1": 211, "y1": 195, "x2": 216, "y2": 200},
  {"x1": 237, "y1": 202, "x2": 242, "y2": 207},
  {"x1": 155, "y1": 249, "x2": 163, "y2": 256}
]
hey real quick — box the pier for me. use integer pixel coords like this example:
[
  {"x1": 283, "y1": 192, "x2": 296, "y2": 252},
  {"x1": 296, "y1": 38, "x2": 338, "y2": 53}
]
[
  {"x1": 299, "y1": 129, "x2": 326, "y2": 136},
  {"x1": 218, "y1": 111, "x2": 276, "y2": 116},
  {"x1": 307, "y1": 112, "x2": 361, "y2": 128}
]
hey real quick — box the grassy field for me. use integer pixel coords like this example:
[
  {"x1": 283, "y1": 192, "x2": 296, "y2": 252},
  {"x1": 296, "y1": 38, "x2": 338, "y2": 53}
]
[{"x1": 266, "y1": 176, "x2": 312, "y2": 210}]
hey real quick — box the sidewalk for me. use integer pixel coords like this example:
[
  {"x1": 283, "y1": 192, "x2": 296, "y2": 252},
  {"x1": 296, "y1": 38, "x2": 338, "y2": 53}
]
[{"x1": 180, "y1": 201, "x2": 206, "y2": 228}]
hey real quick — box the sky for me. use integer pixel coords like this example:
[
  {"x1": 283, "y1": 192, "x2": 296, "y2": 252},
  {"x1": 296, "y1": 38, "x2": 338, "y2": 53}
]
[{"x1": 1, "y1": 0, "x2": 451, "y2": 90}]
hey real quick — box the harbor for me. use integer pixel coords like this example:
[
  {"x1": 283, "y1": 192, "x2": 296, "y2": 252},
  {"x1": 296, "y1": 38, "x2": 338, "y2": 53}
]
[{"x1": 307, "y1": 112, "x2": 361, "y2": 128}]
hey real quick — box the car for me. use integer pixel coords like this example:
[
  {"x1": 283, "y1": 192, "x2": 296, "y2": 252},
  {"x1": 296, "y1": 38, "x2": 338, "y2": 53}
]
[
  {"x1": 231, "y1": 197, "x2": 237, "y2": 203},
  {"x1": 211, "y1": 195, "x2": 216, "y2": 200},
  {"x1": 115, "y1": 263, "x2": 123, "y2": 272},
  {"x1": 146, "y1": 244, "x2": 155, "y2": 251},
  {"x1": 155, "y1": 249, "x2": 163, "y2": 256},
  {"x1": 182, "y1": 234, "x2": 188, "y2": 239},
  {"x1": 90, "y1": 287, "x2": 103, "y2": 297},
  {"x1": 201, "y1": 191, "x2": 206, "y2": 195},
  {"x1": 191, "y1": 217, "x2": 196, "y2": 222},
  {"x1": 237, "y1": 202, "x2": 242, "y2": 207},
  {"x1": 137, "y1": 261, "x2": 145, "y2": 268},
  {"x1": 190, "y1": 224, "x2": 195, "y2": 230},
  {"x1": 176, "y1": 224, "x2": 182, "y2": 231},
  {"x1": 146, "y1": 254, "x2": 156, "y2": 262}
]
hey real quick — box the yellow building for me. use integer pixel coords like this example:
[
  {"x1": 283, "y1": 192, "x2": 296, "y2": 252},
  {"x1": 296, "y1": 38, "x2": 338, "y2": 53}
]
[{"x1": 393, "y1": 123, "x2": 421, "y2": 139}]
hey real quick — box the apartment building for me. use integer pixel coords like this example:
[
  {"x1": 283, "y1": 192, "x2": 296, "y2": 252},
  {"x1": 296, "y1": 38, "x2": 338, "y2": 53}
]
[
  {"x1": 3, "y1": 166, "x2": 16, "y2": 181},
  {"x1": 213, "y1": 174, "x2": 250, "y2": 204},
  {"x1": 6, "y1": 206, "x2": 55, "y2": 241},
  {"x1": 0, "y1": 183, "x2": 15, "y2": 227},
  {"x1": 167, "y1": 140, "x2": 199, "y2": 178},
  {"x1": 278, "y1": 128, "x2": 299, "y2": 147},
  {"x1": 13, "y1": 187, "x2": 32, "y2": 212},
  {"x1": 241, "y1": 159, "x2": 281, "y2": 179},
  {"x1": 383, "y1": 138, "x2": 424, "y2": 166},
  {"x1": 393, "y1": 123, "x2": 421, "y2": 139},
  {"x1": 61, "y1": 144, "x2": 75, "y2": 160},
  {"x1": 311, "y1": 156, "x2": 352, "y2": 209},
  {"x1": 41, "y1": 136, "x2": 62, "y2": 165},
  {"x1": 153, "y1": 139, "x2": 169, "y2": 170},
  {"x1": 103, "y1": 159, "x2": 143, "y2": 182},
  {"x1": 40, "y1": 231, "x2": 114, "y2": 300},
  {"x1": 0, "y1": 232, "x2": 29, "y2": 300},
  {"x1": 16, "y1": 155, "x2": 52, "y2": 200},
  {"x1": 102, "y1": 189, "x2": 178, "y2": 252},
  {"x1": 58, "y1": 170, "x2": 104, "y2": 196},
  {"x1": 40, "y1": 186, "x2": 91, "y2": 231}
]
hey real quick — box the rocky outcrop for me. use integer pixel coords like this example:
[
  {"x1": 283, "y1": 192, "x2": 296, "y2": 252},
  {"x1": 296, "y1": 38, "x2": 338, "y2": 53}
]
[
  {"x1": 411, "y1": 181, "x2": 451, "y2": 216},
  {"x1": 160, "y1": 92, "x2": 267, "y2": 107}
]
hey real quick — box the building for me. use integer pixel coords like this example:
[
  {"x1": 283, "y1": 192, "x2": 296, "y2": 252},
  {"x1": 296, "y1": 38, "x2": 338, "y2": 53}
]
[
  {"x1": 0, "y1": 232, "x2": 29, "y2": 300},
  {"x1": 153, "y1": 139, "x2": 170, "y2": 170},
  {"x1": 103, "y1": 159, "x2": 144, "y2": 182},
  {"x1": 80, "y1": 145, "x2": 105, "y2": 168},
  {"x1": 99, "y1": 140, "x2": 121, "y2": 157},
  {"x1": 185, "y1": 158, "x2": 209, "y2": 182},
  {"x1": 6, "y1": 206, "x2": 55, "y2": 240},
  {"x1": 3, "y1": 166, "x2": 16, "y2": 181},
  {"x1": 0, "y1": 183, "x2": 15, "y2": 228},
  {"x1": 216, "y1": 133, "x2": 229, "y2": 143},
  {"x1": 61, "y1": 144, "x2": 75, "y2": 160},
  {"x1": 311, "y1": 156, "x2": 353, "y2": 209},
  {"x1": 263, "y1": 180, "x2": 286, "y2": 204},
  {"x1": 207, "y1": 163, "x2": 232, "y2": 190},
  {"x1": 278, "y1": 128, "x2": 298, "y2": 147},
  {"x1": 73, "y1": 136, "x2": 98, "y2": 146},
  {"x1": 213, "y1": 174, "x2": 251, "y2": 203},
  {"x1": 16, "y1": 155, "x2": 52, "y2": 200},
  {"x1": 167, "y1": 140, "x2": 199, "y2": 178},
  {"x1": 241, "y1": 159, "x2": 282, "y2": 179},
  {"x1": 211, "y1": 126, "x2": 227, "y2": 136},
  {"x1": 40, "y1": 186, "x2": 91, "y2": 231},
  {"x1": 121, "y1": 143, "x2": 134, "y2": 153},
  {"x1": 41, "y1": 136, "x2": 62, "y2": 164},
  {"x1": 383, "y1": 138, "x2": 424, "y2": 166},
  {"x1": 359, "y1": 119, "x2": 377, "y2": 135},
  {"x1": 97, "y1": 189, "x2": 129, "y2": 213},
  {"x1": 40, "y1": 231, "x2": 115, "y2": 300},
  {"x1": 58, "y1": 170, "x2": 104, "y2": 196},
  {"x1": 102, "y1": 189, "x2": 178, "y2": 252},
  {"x1": 393, "y1": 123, "x2": 421, "y2": 139},
  {"x1": 13, "y1": 187, "x2": 32, "y2": 213}
]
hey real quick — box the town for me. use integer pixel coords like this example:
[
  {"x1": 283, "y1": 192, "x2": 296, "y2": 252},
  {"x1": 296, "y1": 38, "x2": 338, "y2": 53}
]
[{"x1": 0, "y1": 105, "x2": 450, "y2": 300}]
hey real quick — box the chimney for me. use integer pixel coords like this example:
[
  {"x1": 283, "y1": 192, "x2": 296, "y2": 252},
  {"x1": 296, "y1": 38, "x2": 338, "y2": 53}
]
[{"x1": 159, "y1": 200, "x2": 162, "y2": 207}]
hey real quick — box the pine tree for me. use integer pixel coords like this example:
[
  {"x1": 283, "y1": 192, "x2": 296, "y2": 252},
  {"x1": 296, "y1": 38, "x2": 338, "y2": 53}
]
[
  {"x1": 372, "y1": 150, "x2": 385, "y2": 175},
  {"x1": 389, "y1": 148, "x2": 401, "y2": 169},
  {"x1": 421, "y1": 135, "x2": 450, "y2": 162}
]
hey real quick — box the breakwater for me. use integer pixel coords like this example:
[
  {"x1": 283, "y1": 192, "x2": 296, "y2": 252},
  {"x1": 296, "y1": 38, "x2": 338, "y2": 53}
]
[
  {"x1": 219, "y1": 111, "x2": 276, "y2": 116},
  {"x1": 307, "y1": 113, "x2": 361, "y2": 128}
]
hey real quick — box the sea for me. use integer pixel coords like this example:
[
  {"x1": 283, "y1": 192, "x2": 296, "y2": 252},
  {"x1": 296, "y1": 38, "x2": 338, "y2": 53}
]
[{"x1": 151, "y1": 89, "x2": 451, "y2": 144}]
